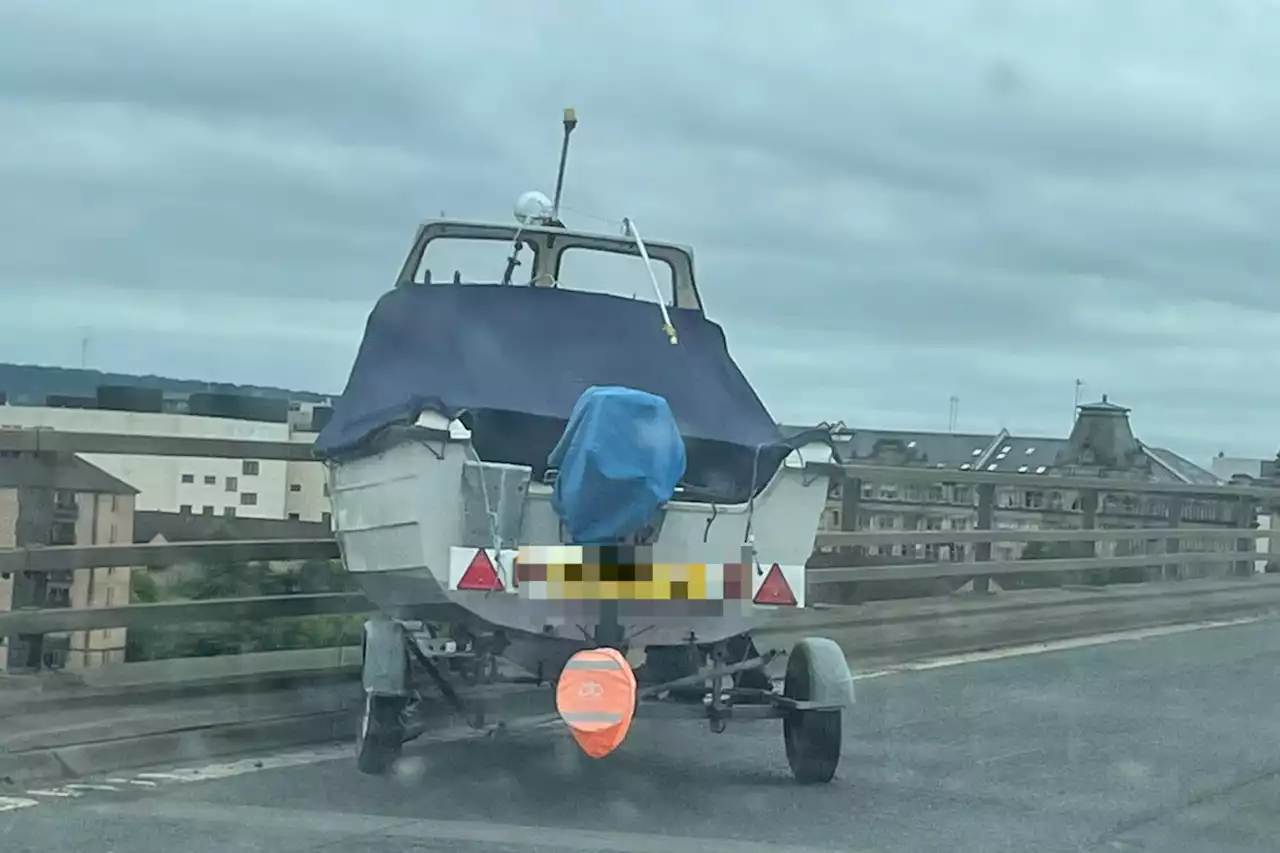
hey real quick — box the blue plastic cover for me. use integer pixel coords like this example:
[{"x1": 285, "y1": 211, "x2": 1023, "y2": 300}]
[
  {"x1": 548, "y1": 386, "x2": 686, "y2": 545},
  {"x1": 314, "y1": 284, "x2": 834, "y2": 500}
]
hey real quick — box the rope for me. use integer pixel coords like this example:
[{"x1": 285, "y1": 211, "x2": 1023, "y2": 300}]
[{"x1": 465, "y1": 441, "x2": 510, "y2": 591}]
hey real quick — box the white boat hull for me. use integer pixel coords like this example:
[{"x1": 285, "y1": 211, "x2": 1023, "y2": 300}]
[{"x1": 327, "y1": 415, "x2": 834, "y2": 673}]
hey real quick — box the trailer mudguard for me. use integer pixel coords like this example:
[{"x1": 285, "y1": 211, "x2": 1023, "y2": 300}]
[
  {"x1": 791, "y1": 637, "x2": 856, "y2": 709},
  {"x1": 361, "y1": 618, "x2": 410, "y2": 697}
]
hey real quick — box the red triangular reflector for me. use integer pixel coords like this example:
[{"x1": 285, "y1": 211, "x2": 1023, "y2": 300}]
[
  {"x1": 458, "y1": 550, "x2": 504, "y2": 591},
  {"x1": 753, "y1": 563, "x2": 796, "y2": 606}
]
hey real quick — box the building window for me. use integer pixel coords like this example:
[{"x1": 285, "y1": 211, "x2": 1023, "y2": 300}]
[
  {"x1": 322, "y1": 511, "x2": 332, "y2": 527},
  {"x1": 226, "y1": 476, "x2": 238, "y2": 492},
  {"x1": 202, "y1": 505, "x2": 214, "y2": 516},
  {"x1": 242, "y1": 460, "x2": 259, "y2": 476},
  {"x1": 240, "y1": 492, "x2": 258, "y2": 506},
  {"x1": 289, "y1": 483, "x2": 302, "y2": 493},
  {"x1": 181, "y1": 474, "x2": 194, "y2": 484},
  {"x1": 323, "y1": 482, "x2": 330, "y2": 497},
  {"x1": 204, "y1": 475, "x2": 216, "y2": 485},
  {"x1": 223, "y1": 507, "x2": 236, "y2": 518},
  {"x1": 49, "y1": 521, "x2": 76, "y2": 546},
  {"x1": 179, "y1": 504, "x2": 192, "y2": 514},
  {"x1": 288, "y1": 512, "x2": 301, "y2": 521}
]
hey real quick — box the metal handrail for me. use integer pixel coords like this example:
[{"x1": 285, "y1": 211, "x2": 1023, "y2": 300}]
[
  {"x1": 0, "y1": 538, "x2": 340, "y2": 573},
  {"x1": 0, "y1": 527, "x2": 1270, "y2": 574},
  {"x1": 815, "y1": 527, "x2": 1274, "y2": 547},
  {"x1": 0, "y1": 592, "x2": 369, "y2": 633}
]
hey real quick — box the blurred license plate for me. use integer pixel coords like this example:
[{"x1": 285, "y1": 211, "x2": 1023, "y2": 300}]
[{"x1": 514, "y1": 546, "x2": 747, "y2": 601}]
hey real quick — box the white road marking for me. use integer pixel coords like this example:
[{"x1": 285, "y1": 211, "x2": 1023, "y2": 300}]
[
  {"x1": 133, "y1": 772, "x2": 188, "y2": 780},
  {"x1": 852, "y1": 615, "x2": 1269, "y2": 681},
  {"x1": 126, "y1": 779, "x2": 159, "y2": 787},
  {"x1": 26, "y1": 789, "x2": 78, "y2": 798},
  {"x1": 0, "y1": 796, "x2": 39, "y2": 812},
  {"x1": 64, "y1": 784, "x2": 120, "y2": 792}
]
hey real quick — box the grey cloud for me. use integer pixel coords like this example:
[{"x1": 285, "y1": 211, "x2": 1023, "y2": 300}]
[{"x1": 1, "y1": 0, "x2": 1278, "y2": 462}]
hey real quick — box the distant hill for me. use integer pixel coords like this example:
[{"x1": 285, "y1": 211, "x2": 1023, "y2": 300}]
[{"x1": 0, "y1": 363, "x2": 329, "y2": 406}]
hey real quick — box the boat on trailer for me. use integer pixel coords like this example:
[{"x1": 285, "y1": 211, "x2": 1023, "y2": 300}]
[{"x1": 313, "y1": 110, "x2": 855, "y2": 783}]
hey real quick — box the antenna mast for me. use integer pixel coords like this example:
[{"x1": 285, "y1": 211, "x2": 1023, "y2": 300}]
[{"x1": 550, "y1": 108, "x2": 578, "y2": 225}]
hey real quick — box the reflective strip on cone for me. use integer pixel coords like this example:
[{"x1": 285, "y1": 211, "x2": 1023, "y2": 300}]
[{"x1": 555, "y1": 647, "x2": 637, "y2": 759}]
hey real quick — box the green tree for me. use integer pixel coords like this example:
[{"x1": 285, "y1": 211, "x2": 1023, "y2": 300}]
[{"x1": 131, "y1": 571, "x2": 160, "y2": 604}]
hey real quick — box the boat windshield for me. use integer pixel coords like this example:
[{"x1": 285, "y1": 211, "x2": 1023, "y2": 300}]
[
  {"x1": 413, "y1": 236, "x2": 538, "y2": 286},
  {"x1": 413, "y1": 235, "x2": 675, "y2": 306},
  {"x1": 555, "y1": 246, "x2": 674, "y2": 306}
]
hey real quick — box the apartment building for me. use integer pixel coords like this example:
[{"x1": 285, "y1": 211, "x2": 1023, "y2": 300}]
[
  {"x1": 0, "y1": 388, "x2": 333, "y2": 526},
  {"x1": 808, "y1": 397, "x2": 1256, "y2": 581},
  {"x1": 0, "y1": 451, "x2": 137, "y2": 672}
]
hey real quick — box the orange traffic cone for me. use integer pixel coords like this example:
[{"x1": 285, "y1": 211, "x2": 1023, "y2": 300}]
[{"x1": 555, "y1": 647, "x2": 637, "y2": 759}]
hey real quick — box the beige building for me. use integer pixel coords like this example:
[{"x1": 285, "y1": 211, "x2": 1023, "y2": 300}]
[
  {"x1": 809, "y1": 398, "x2": 1256, "y2": 587},
  {"x1": 0, "y1": 402, "x2": 332, "y2": 526},
  {"x1": 0, "y1": 450, "x2": 137, "y2": 671}
]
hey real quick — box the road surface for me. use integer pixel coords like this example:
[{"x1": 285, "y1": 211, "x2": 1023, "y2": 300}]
[{"x1": 3, "y1": 616, "x2": 1280, "y2": 852}]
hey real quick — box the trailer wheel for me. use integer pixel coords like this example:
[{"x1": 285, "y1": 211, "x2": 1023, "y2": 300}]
[
  {"x1": 782, "y1": 638, "x2": 847, "y2": 785},
  {"x1": 356, "y1": 693, "x2": 407, "y2": 775}
]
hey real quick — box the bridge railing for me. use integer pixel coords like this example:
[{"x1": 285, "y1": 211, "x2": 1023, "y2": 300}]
[{"x1": 1, "y1": 427, "x2": 1277, "y2": 663}]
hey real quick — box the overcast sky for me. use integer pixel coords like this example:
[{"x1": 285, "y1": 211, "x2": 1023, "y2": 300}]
[{"x1": 2, "y1": 0, "x2": 1277, "y2": 464}]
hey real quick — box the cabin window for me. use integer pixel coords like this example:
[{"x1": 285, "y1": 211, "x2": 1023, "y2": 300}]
[
  {"x1": 554, "y1": 247, "x2": 675, "y2": 306},
  {"x1": 415, "y1": 236, "x2": 539, "y2": 285}
]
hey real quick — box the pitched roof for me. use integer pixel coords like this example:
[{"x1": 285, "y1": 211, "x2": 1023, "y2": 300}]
[
  {"x1": 1144, "y1": 447, "x2": 1222, "y2": 485},
  {"x1": 0, "y1": 452, "x2": 138, "y2": 494},
  {"x1": 782, "y1": 421, "x2": 1215, "y2": 483}
]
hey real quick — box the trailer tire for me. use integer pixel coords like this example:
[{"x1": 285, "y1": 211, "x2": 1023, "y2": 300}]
[
  {"x1": 782, "y1": 638, "x2": 849, "y2": 785},
  {"x1": 356, "y1": 693, "x2": 407, "y2": 776}
]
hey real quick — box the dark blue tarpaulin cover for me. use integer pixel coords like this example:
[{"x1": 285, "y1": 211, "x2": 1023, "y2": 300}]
[
  {"x1": 548, "y1": 386, "x2": 686, "y2": 545},
  {"x1": 314, "y1": 284, "x2": 829, "y2": 500}
]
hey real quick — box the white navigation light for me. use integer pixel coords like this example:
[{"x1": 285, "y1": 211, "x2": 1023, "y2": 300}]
[{"x1": 514, "y1": 190, "x2": 553, "y2": 225}]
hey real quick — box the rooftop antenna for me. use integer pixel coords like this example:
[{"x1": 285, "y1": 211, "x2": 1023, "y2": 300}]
[
  {"x1": 506, "y1": 110, "x2": 577, "y2": 283},
  {"x1": 1074, "y1": 378, "x2": 1084, "y2": 420},
  {"x1": 550, "y1": 107, "x2": 578, "y2": 227},
  {"x1": 80, "y1": 329, "x2": 90, "y2": 369},
  {"x1": 948, "y1": 395, "x2": 959, "y2": 433}
]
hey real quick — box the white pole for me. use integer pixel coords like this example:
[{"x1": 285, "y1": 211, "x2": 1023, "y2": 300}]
[{"x1": 621, "y1": 217, "x2": 678, "y2": 345}]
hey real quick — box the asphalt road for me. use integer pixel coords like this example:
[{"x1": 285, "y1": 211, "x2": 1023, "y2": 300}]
[{"x1": 4, "y1": 616, "x2": 1280, "y2": 853}]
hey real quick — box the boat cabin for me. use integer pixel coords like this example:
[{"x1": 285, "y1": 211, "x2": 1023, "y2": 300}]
[{"x1": 393, "y1": 218, "x2": 705, "y2": 313}]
